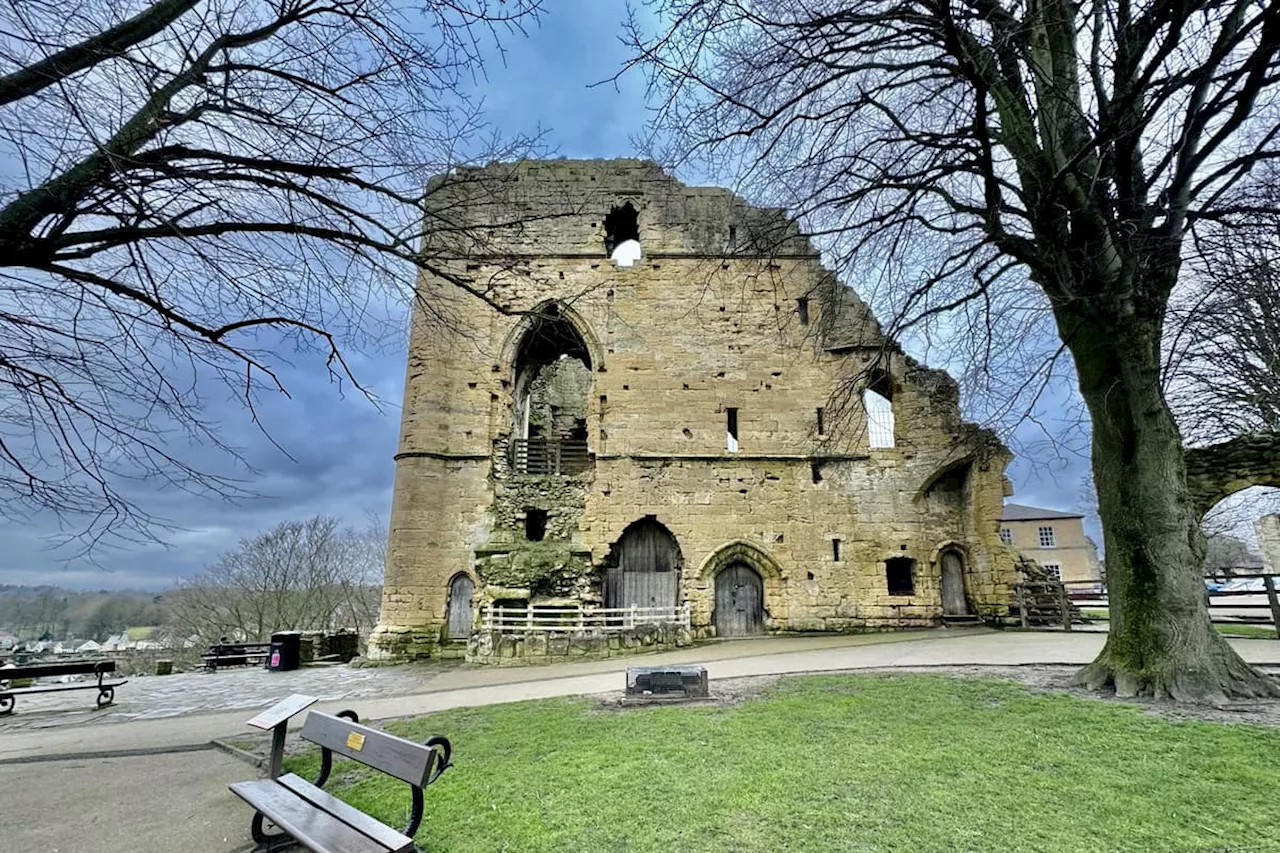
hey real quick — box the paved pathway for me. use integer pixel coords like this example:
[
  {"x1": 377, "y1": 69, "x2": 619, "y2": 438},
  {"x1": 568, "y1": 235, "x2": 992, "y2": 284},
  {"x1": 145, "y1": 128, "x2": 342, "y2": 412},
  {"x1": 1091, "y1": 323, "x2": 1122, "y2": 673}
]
[{"x1": 5, "y1": 629, "x2": 1279, "y2": 762}]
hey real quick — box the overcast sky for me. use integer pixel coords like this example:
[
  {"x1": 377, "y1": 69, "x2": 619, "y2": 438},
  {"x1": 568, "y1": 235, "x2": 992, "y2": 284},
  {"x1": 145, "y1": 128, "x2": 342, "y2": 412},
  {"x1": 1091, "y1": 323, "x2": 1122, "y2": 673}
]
[{"x1": 4, "y1": 2, "x2": 1101, "y2": 591}]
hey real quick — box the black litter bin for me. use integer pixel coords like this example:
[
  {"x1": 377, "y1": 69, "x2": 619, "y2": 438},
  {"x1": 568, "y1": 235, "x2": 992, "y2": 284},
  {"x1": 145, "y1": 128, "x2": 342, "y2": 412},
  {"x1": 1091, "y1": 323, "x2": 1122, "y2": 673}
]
[{"x1": 268, "y1": 631, "x2": 302, "y2": 671}]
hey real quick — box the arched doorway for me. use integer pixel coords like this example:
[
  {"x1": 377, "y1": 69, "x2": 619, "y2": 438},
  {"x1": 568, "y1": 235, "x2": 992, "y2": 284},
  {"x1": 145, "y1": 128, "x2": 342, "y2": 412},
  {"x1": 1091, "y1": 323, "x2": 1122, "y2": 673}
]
[
  {"x1": 603, "y1": 518, "x2": 682, "y2": 611},
  {"x1": 715, "y1": 562, "x2": 764, "y2": 637},
  {"x1": 445, "y1": 574, "x2": 475, "y2": 639},
  {"x1": 940, "y1": 550, "x2": 971, "y2": 616}
]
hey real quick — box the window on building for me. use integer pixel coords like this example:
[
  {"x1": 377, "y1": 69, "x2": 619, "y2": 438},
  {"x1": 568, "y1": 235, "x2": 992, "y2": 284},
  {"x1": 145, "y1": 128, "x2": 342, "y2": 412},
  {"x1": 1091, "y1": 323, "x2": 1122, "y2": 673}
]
[
  {"x1": 605, "y1": 201, "x2": 641, "y2": 267},
  {"x1": 1042, "y1": 563, "x2": 1062, "y2": 580},
  {"x1": 999, "y1": 527, "x2": 1013, "y2": 545},
  {"x1": 832, "y1": 538, "x2": 842, "y2": 562},
  {"x1": 726, "y1": 407, "x2": 739, "y2": 452},
  {"x1": 797, "y1": 297, "x2": 810, "y2": 325},
  {"x1": 864, "y1": 371, "x2": 895, "y2": 448},
  {"x1": 1038, "y1": 526, "x2": 1057, "y2": 548},
  {"x1": 525, "y1": 509, "x2": 548, "y2": 542},
  {"x1": 816, "y1": 407, "x2": 825, "y2": 436},
  {"x1": 885, "y1": 557, "x2": 915, "y2": 595}
]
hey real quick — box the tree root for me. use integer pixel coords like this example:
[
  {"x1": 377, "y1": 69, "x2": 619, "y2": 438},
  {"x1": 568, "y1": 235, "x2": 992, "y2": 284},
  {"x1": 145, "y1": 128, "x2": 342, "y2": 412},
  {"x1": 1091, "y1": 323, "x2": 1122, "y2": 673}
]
[{"x1": 1073, "y1": 641, "x2": 1280, "y2": 704}]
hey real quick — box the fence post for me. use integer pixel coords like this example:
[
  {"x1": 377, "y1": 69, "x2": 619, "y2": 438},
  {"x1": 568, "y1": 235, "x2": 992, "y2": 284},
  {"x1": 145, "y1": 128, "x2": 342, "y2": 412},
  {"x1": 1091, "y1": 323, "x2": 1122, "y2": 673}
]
[
  {"x1": 1264, "y1": 576, "x2": 1280, "y2": 640},
  {"x1": 1015, "y1": 584, "x2": 1029, "y2": 630},
  {"x1": 1057, "y1": 584, "x2": 1072, "y2": 632}
]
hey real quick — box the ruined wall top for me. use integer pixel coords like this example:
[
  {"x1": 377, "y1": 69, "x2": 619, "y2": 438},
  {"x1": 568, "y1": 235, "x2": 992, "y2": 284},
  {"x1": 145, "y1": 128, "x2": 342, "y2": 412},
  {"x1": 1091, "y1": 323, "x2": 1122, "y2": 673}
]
[{"x1": 423, "y1": 158, "x2": 814, "y2": 257}]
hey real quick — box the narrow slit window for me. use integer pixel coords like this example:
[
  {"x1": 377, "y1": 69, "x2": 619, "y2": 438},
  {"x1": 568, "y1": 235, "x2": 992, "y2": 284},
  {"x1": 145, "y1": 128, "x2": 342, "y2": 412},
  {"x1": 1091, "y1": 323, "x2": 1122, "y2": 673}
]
[
  {"x1": 726, "y1": 407, "x2": 739, "y2": 452},
  {"x1": 816, "y1": 407, "x2": 825, "y2": 436},
  {"x1": 832, "y1": 538, "x2": 842, "y2": 562},
  {"x1": 811, "y1": 461, "x2": 823, "y2": 484},
  {"x1": 797, "y1": 297, "x2": 810, "y2": 325}
]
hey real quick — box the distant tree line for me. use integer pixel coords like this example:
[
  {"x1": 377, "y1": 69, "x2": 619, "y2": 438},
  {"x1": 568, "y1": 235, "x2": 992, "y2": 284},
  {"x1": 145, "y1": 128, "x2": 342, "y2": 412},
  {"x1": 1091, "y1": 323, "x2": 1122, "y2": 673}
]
[
  {"x1": 163, "y1": 515, "x2": 385, "y2": 645},
  {"x1": 0, "y1": 586, "x2": 167, "y2": 641}
]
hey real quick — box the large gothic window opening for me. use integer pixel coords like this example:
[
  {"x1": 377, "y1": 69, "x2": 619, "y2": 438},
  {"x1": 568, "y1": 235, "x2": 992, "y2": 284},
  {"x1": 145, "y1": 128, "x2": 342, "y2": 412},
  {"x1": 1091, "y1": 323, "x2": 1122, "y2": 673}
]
[
  {"x1": 601, "y1": 517, "x2": 683, "y2": 612},
  {"x1": 605, "y1": 201, "x2": 642, "y2": 267},
  {"x1": 511, "y1": 305, "x2": 592, "y2": 474}
]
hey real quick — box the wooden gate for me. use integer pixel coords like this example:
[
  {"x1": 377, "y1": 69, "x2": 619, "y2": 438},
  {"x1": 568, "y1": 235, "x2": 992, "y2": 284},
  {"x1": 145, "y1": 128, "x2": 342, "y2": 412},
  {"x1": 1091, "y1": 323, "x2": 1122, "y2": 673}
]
[
  {"x1": 604, "y1": 518, "x2": 681, "y2": 610},
  {"x1": 715, "y1": 562, "x2": 764, "y2": 637},
  {"x1": 941, "y1": 551, "x2": 970, "y2": 616},
  {"x1": 446, "y1": 574, "x2": 475, "y2": 639}
]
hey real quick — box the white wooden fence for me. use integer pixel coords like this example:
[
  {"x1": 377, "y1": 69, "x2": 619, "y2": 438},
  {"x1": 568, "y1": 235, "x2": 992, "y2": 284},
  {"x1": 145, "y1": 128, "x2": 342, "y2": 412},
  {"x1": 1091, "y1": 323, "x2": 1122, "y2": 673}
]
[{"x1": 480, "y1": 603, "x2": 691, "y2": 634}]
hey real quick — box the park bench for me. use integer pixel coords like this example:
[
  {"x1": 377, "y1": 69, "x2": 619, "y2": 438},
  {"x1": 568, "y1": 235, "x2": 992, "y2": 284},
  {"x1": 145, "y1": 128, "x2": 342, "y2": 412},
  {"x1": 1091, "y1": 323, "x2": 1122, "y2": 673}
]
[
  {"x1": 0, "y1": 659, "x2": 126, "y2": 715},
  {"x1": 203, "y1": 641, "x2": 272, "y2": 671},
  {"x1": 230, "y1": 706, "x2": 452, "y2": 853}
]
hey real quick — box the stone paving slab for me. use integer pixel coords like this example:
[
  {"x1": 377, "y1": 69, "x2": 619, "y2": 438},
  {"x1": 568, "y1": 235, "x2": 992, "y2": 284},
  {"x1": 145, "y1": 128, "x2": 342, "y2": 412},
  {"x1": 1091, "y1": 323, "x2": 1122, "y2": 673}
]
[
  {"x1": 0, "y1": 659, "x2": 446, "y2": 733},
  {"x1": 0, "y1": 748, "x2": 255, "y2": 853}
]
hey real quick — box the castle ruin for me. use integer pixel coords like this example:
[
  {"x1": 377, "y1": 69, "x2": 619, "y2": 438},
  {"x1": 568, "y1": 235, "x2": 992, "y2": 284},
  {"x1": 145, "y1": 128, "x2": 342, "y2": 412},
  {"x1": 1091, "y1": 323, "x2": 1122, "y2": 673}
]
[{"x1": 368, "y1": 159, "x2": 1017, "y2": 662}]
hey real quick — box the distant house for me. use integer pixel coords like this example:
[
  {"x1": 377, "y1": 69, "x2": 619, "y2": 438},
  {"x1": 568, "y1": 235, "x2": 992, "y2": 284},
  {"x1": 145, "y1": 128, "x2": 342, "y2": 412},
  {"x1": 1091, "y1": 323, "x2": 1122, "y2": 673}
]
[
  {"x1": 0, "y1": 634, "x2": 16, "y2": 651},
  {"x1": 1001, "y1": 503, "x2": 1102, "y2": 584},
  {"x1": 76, "y1": 639, "x2": 103, "y2": 653},
  {"x1": 102, "y1": 634, "x2": 134, "y2": 652},
  {"x1": 55, "y1": 639, "x2": 84, "y2": 654}
]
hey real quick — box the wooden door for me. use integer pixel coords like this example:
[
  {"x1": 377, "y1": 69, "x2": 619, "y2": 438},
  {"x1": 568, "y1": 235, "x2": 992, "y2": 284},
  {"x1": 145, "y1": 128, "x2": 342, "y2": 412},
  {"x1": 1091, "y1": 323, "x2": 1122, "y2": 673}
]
[
  {"x1": 604, "y1": 519, "x2": 681, "y2": 611},
  {"x1": 941, "y1": 551, "x2": 970, "y2": 616},
  {"x1": 715, "y1": 562, "x2": 764, "y2": 637},
  {"x1": 446, "y1": 574, "x2": 475, "y2": 639}
]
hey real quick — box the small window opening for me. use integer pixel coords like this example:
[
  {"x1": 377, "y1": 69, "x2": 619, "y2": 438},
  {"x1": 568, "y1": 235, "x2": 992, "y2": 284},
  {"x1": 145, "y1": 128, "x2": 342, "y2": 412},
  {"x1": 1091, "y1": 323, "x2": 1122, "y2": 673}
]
[
  {"x1": 816, "y1": 407, "x2": 825, "y2": 436},
  {"x1": 525, "y1": 509, "x2": 548, "y2": 542},
  {"x1": 797, "y1": 297, "x2": 810, "y2": 325},
  {"x1": 885, "y1": 557, "x2": 915, "y2": 595},
  {"x1": 864, "y1": 372, "x2": 895, "y2": 448},
  {"x1": 726, "y1": 407, "x2": 739, "y2": 452},
  {"x1": 605, "y1": 202, "x2": 641, "y2": 267},
  {"x1": 811, "y1": 461, "x2": 823, "y2": 484},
  {"x1": 728, "y1": 224, "x2": 737, "y2": 246},
  {"x1": 832, "y1": 538, "x2": 842, "y2": 562}
]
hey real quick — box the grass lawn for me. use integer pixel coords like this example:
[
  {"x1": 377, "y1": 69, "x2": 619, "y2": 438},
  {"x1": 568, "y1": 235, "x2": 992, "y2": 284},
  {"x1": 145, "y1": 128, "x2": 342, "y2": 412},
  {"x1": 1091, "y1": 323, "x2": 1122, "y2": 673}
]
[{"x1": 286, "y1": 674, "x2": 1280, "y2": 853}]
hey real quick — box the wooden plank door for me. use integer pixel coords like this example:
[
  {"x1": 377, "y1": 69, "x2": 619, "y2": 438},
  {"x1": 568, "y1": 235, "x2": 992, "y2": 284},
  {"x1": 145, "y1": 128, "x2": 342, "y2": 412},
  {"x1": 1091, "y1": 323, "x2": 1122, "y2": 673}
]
[
  {"x1": 941, "y1": 551, "x2": 970, "y2": 616},
  {"x1": 715, "y1": 563, "x2": 764, "y2": 637},
  {"x1": 446, "y1": 574, "x2": 475, "y2": 639}
]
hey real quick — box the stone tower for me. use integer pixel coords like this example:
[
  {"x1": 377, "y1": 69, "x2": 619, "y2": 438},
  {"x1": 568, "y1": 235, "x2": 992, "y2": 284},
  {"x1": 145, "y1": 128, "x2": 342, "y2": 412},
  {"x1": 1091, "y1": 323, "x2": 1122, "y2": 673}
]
[{"x1": 368, "y1": 159, "x2": 1016, "y2": 660}]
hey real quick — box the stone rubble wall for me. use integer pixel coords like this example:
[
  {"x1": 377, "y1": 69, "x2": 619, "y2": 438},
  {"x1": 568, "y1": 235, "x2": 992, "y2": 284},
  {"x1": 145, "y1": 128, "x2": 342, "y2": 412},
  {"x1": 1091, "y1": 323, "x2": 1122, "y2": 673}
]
[{"x1": 466, "y1": 622, "x2": 694, "y2": 665}]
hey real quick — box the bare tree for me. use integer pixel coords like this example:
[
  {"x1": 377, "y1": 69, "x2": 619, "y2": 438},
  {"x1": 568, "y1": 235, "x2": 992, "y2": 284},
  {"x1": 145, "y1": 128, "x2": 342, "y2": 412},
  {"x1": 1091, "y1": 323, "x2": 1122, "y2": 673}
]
[
  {"x1": 629, "y1": 0, "x2": 1280, "y2": 700},
  {"x1": 166, "y1": 514, "x2": 381, "y2": 642},
  {"x1": 0, "y1": 0, "x2": 545, "y2": 550}
]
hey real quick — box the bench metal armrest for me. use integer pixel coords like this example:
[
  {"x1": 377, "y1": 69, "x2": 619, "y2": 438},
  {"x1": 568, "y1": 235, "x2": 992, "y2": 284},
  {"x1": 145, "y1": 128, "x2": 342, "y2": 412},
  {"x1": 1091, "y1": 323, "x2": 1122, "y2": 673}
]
[{"x1": 403, "y1": 735, "x2": 452, "y2": 838}]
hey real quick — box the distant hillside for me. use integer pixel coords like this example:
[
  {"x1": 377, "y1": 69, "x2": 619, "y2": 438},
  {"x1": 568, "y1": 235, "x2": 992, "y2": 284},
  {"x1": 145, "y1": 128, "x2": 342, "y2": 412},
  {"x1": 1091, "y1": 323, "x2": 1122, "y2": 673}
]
[{"x1": 0, "y1": 585, "x2": 169, "y2": 641}]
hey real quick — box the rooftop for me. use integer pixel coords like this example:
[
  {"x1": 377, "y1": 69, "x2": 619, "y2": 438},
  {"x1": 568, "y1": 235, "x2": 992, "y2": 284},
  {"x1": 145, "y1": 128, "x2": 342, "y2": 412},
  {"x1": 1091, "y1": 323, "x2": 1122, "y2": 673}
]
[{"x1": 1001, "y1": 503, "x2": 1085, "y2": 522}]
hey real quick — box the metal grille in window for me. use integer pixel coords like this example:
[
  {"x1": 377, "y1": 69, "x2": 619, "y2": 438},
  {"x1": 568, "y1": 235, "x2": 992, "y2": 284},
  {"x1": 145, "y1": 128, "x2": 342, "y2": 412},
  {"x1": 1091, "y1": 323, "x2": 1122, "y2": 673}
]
[{"x1": 1038, "y1": 526, "x2": 1056, "y2": 548}]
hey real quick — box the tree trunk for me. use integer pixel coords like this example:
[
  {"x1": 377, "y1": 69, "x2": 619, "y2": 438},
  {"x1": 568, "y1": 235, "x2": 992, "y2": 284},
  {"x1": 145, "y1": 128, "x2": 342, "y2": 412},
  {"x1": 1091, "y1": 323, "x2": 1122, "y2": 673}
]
[{"x1": 1066, "y1": 309, "x2": 1278, "y2": 702}]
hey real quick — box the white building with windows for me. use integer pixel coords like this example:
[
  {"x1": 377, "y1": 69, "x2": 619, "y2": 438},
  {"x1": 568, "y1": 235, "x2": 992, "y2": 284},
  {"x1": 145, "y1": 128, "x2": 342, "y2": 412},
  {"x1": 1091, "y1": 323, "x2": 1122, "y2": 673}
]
[{"x1": 1000, "y1": 503, "x2": 1102, "y2": 584}]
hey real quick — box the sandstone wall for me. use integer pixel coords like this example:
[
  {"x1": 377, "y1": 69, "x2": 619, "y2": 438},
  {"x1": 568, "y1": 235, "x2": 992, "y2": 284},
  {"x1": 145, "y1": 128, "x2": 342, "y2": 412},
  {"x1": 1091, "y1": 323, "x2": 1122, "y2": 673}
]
[{"x1": 369, "y1": 159, "x2": 1016, "y2": 659}]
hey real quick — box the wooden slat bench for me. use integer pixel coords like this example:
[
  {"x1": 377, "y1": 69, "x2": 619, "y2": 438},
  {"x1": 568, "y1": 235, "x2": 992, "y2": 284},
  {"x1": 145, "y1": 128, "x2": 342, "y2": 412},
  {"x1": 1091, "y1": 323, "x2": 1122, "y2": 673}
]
[
  {"x1": 203, "y1": 642, "x2": 272, "y2": 671},
  {"x1": 230, "y1": 710, "x2": 452, "y2": 853},
  {"x1": 0, "y1": 659, "x2": 126, "y2": 715}
]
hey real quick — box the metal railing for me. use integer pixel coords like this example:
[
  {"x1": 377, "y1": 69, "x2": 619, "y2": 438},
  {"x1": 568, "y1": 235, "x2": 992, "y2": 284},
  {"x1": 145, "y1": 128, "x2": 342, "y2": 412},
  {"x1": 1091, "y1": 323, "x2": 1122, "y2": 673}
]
[
  {"x1": 509, "y1": 438, "x2": 590, "y2": 475},
  {"x1": 480, "y1": 603, "x2": 691, "y2": 634}
]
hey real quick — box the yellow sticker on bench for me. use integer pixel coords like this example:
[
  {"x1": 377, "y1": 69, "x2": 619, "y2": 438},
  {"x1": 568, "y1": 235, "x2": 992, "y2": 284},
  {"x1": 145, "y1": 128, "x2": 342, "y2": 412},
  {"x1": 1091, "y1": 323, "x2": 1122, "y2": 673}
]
[{"x1": 346, "y1": 732, "x2": 366, "y2": 751}]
